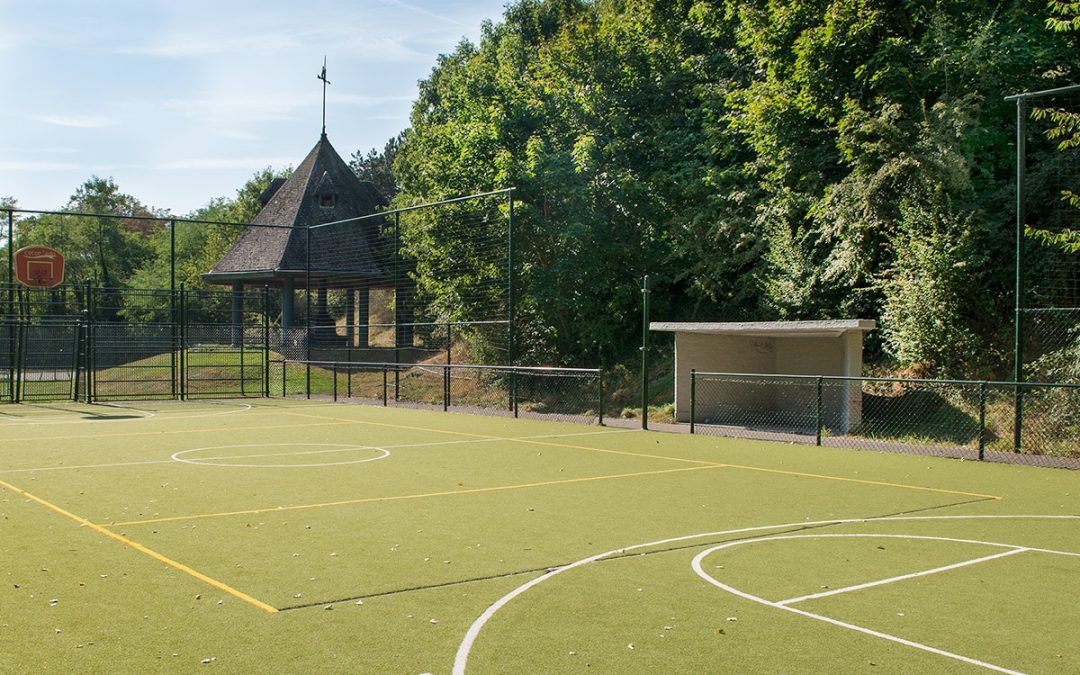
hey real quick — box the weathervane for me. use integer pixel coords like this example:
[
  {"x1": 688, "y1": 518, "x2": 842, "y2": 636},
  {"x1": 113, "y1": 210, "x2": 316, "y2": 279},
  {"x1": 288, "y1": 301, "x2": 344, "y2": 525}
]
[{"x1": 317, "y1": 57, "x2": 331, "y2": 137}]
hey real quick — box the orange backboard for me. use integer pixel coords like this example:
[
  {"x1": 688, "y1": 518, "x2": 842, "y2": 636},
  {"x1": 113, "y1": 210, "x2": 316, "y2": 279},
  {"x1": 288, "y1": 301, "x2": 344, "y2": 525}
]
[{"x1": 14, "y1": 246, "x2": 65, "y2": 288}]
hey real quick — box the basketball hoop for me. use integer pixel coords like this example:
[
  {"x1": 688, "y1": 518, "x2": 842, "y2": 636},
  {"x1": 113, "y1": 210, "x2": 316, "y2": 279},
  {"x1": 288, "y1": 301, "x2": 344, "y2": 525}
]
[{"x1": 15, "y1": 246, "x2": 65, "y2": 288}]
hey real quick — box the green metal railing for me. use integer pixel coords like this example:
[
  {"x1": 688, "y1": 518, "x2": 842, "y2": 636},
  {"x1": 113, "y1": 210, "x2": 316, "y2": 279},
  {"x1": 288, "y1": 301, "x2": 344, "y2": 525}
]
[
  {"x1": 689, "y1": 371, "x2": 1080, "y2": 469},
  {"x1": 277, "y1": 359, "x2": 606, "y2": 425}
]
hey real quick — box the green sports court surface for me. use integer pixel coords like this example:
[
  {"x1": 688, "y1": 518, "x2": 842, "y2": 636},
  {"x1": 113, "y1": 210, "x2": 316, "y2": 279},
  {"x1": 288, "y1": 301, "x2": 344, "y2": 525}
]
[{"x1": 1, "y1": 399, "x2": 1077, "y2": 673}]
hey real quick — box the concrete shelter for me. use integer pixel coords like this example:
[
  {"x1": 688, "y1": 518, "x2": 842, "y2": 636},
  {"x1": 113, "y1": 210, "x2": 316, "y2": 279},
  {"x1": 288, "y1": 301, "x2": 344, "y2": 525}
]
[{"x1": 650, "y1": 320, "x2": 875, "y2": 432}]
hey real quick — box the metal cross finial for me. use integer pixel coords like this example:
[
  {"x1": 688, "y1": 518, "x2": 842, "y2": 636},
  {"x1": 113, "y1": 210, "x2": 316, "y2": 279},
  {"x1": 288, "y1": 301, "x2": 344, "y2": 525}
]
[{"x1": 318, "y1": 57, "x2": 331, "y2": 136}]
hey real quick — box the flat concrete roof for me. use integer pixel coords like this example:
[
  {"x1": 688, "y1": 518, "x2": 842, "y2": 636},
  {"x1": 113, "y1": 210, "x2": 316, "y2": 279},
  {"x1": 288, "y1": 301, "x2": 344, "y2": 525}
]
[{"x1": 649, "y1": 320, "x2": 875, "y2": 338}]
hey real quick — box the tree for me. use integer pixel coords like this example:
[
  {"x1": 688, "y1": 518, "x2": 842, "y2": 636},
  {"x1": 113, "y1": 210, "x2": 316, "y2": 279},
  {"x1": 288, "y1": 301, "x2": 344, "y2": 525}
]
[
  {"x1": 396, "y1": 0, "x2": 758, "y2": 364},
  {"x1": 15, "y1": 177, "x2": 158, "y2": 288},
  {"x1": 350, "y1": 133, "x2": 402, "y2": 199},
  {"x1": 392, "y1": 0, "x2": 1080, "y2": 374},
  {"x1": 125, "y1": 167, "x2": 291, "y2": 293}
]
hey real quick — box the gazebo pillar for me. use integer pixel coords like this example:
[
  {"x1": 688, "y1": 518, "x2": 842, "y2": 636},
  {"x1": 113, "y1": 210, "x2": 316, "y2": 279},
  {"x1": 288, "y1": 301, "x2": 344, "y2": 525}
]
[
  {"x1": 344, "y1": 289, "x2": 355, "y2": 346},
  {"x1": 281, "y1": 277, "x2": 294, "y2": 327},
  {"x1": 395, "y1": 284, "x2": 413, "y2": 349},
  {"x1": 357, "y1": 283, "x2": 369, "y2": 348},
  {"x1": 315, "y1": 279, "x2": 331, "y2": 341}
]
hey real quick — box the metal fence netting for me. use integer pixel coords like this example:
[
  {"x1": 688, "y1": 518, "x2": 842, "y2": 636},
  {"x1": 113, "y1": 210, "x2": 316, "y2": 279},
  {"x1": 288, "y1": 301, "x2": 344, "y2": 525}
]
[{"x1": 690, "y1": 372, "x2": 1080, "y2": 469}]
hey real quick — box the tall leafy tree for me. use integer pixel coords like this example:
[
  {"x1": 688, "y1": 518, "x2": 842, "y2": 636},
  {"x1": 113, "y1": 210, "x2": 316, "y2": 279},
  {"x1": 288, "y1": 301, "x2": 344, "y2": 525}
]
[
  {"x1": 15, "y1": 177, "x2": 158, "y2": 288},
  {"x1": 350, "y1": 133, "x2": 403, "y2": 200}
]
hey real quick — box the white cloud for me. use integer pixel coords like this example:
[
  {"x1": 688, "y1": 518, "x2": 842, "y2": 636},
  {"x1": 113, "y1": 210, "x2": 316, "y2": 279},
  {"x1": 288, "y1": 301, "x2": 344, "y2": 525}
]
[
  {"x1": 0, "y1": 161, "x2": 82, "y2": 171},
  {"x1": 160, "y1": 95, "x2": 304, "y2": 124},
  {"x1": 328, "y1": 92, "x2": 414, "y2": 107},
  {"x1": 377, "y1": 0, "x2": 473, "y2": 29},
  {"x1": 35, "y1": 114, "x2": 114, "y2": 129},
  {"x1": 158, "y1": 157, "x2": 295, "y2": 170},
  {"x1": 114, "y1": 31, "x2": 309, "y2": 59}
]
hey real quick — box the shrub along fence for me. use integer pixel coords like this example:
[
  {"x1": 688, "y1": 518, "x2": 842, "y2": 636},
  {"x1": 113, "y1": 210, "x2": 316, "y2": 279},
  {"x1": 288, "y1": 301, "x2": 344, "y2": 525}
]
[{"x1": 688, "y1": 371, "x2": 1080, "y2": 469}]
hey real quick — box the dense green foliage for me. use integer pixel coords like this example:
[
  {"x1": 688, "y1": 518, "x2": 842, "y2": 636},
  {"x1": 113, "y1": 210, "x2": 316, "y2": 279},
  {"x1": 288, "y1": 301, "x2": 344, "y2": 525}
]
[
  {"x1": 4, "y1": 1, "x2": 1078, "y2": 378},
  {"x1": 349, "y1": 133, "x2": 402, "y2": 199},
  {"x1": 393, "y1": 0, "x2": 1080, "y2": 376},
  {"x1": 6, "y1": 170, "x2": 288, "y2": 321}
]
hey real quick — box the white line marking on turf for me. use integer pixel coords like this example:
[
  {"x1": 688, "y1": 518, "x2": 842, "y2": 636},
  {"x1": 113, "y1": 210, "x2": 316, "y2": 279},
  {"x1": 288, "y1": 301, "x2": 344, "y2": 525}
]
[
  {"x1": 771, "y1": 539, "x2": 1028, "y2": 606},
  {"x1": 692, "y1": 544, "x2": 1025, "y2": 674},
  {"x1": 0, "y1": 428, "x2": 635, "y2": 474},
  {"x1": 453, "y1": 515, "x2": 1080, "y2": 674},
  {"x1": 691, "y1": 534, "x2": 1042, "y2": 674},
  {"x1": 171, "y1": 443, "x2": 390, "y2": 468}
]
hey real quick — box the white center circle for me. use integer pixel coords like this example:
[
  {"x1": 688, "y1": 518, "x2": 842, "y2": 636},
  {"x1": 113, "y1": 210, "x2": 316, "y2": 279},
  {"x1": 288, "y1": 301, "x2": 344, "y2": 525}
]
[{"x1": 171, "y1": 443, "x2": 390, "y2": 468}]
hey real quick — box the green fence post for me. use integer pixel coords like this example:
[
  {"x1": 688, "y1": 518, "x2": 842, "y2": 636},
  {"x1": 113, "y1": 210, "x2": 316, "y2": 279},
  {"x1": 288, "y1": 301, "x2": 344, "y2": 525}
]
[
  {"x1": 511, "y1": 369, "x2": 518, "y2": 418},
  {"x1": 1013, "y1": 387, "x2": 1023, "y2": 454},
  {"x1": 598, "y1": 371, "x2": 605, "y2": 426},
  {"x1": 443, "y1": 365, "x2": 449, "y2": 411},
  {"x1": 262, "y1": 286, "x2": 270, "y2": 398},
  {"x1": 382, "y1": 366, "x2": 388, "y2": 406},
  {"x1": 332, "y1": 364, "x2": 338, "y2": 402},
  {"x1": 178, "y1": 283, "x2": 186, "y2": 401},
  {"x1": 1013, "y1": 96, "x2": 1026, "y2": 454},
  {"x1": 86, "y1": 283, "x2": 96, "y2": 403},
  {"x1": 641, "y1": 275, "x2": 650, "y2": 431},
  {"x1": 690, "y1": 369, "x2": 696, "y2": 434},
  {"x1": 70, "y1": 319, "x2": 81, "y2": 401},
  {"x1": 815, "y1": 376, "x2": 824, "y2": 447},
  {"x1": 978, "y1": 381, "x2": 988, "y2": 461},
  {"x1": 72, "y1": 317, "x2": 83, "y2": 402}
]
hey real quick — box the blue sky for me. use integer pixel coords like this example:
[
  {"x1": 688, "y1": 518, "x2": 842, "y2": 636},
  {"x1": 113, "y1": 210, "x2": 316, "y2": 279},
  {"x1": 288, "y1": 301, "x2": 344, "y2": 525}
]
[{"x1": 0, "y1": 0, "x2": 508, "y2": 215}]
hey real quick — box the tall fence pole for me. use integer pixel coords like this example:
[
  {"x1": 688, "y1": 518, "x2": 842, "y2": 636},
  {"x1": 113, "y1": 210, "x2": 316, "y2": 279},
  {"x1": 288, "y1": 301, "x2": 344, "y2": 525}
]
[
  {"x1": 393, "y1": 211, "x2": 401, "y2": 402},
  {"x1": 1013, "y1": 96, "x2": 1026, "y2": 453},
  {"x1": 262, "y1": 286, "x2": 270, "y2": 398},
  {"x1": 598, "y1": 371, "x2": 605, "y2": 426},
  {"x1": 6, "y1": 211, "x2": 13, "y2": 401},
  {"x1": 507, "y1": 191, "x2": 515, "y2": 370},
  {"x1": 305, "y1": 224, "x2": 312, "y2": 400},
  {"x1": 641, "y1": 275, "x2": 650, "y2": 431},
  {"x1": 176, "y1": 283, "x2": 185, "y2": 400}
]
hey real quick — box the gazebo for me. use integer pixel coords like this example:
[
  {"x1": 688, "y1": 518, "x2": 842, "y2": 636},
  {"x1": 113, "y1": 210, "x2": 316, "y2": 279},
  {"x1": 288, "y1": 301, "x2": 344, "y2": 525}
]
[{"x1": 203, "y1": 133, "x2": 410, "y2": 348}]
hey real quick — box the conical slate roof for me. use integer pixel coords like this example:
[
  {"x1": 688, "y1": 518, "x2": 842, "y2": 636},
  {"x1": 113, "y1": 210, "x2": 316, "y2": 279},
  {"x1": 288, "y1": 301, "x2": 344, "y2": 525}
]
[{"x1": 204, "y1": 134, "x2": 389, "y2": 285}]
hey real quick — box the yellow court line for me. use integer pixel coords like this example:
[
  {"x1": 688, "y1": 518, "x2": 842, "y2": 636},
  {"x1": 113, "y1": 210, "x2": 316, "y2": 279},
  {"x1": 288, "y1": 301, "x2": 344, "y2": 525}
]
[
  {"x1": 0, "y1": 478, "x2": 278, "y2": 614},
  {"x1": 278, "y1": 409, "x2": 1001, "y2": 499},
  {"x1": 721, "y1": 463, "x2": 1002, "y2": 501},
  {"x1": 280, "y1": 409, "x2": 717, "y2": 467},
  {"x1": 110, "y1": 464, "x2": 727, "y2": 527}
]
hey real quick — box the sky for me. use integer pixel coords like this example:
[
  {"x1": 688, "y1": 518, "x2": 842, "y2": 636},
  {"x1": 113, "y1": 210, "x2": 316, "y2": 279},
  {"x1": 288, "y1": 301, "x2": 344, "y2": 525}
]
[{"x1": 0, "y1": 0, "x2": 509, "y2": 215}]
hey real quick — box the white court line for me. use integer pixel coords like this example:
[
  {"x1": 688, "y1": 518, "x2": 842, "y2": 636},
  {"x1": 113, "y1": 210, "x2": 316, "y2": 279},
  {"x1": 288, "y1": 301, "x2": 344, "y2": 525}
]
[
  {"x1": 0, "y1": 428, "x2": 636, "y2": 474},
  {"x1": 776, "y1": 543, "x2": 1028, "y2": 606},
  {"x1": 691, "y1": 534, "x2": 1041, "y2": 674},
  {"x1": 172, "y1": 443, "x2": 391, "y2": 469},
  {"x1": 453, "y1": 515, "x2": 1080, "y2": 674}
]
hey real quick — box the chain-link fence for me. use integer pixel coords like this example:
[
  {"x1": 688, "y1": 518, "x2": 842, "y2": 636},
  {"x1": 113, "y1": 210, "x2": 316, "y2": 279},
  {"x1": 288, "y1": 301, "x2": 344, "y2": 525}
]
[
  {"x1": 1015, "y1": 86, "x2": 1080, "y2": 383},
  {"x1": 278, "y1": 360, "x2": 605, "y2": 425},
  {"x1": 0, "y1": 283, "x2": 270, "y2": 402},
  {"x1": 690, "y1": 372, "x2": 1080, "y2": 468}
]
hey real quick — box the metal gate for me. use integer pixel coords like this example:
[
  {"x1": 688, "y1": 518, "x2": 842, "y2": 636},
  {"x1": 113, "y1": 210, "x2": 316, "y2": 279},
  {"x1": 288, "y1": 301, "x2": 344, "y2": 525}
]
[
  {"x1": 0, "y1": 317, "x2": 83, "y2": 402},
  {"x1": 0, "y1": 284, "x2": 269, "y2": 403}
]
